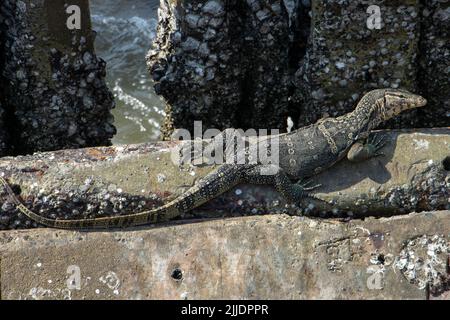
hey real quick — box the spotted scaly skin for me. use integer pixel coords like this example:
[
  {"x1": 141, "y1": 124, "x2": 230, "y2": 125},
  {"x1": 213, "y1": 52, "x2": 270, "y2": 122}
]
[{"x1": 0, "y1": 89, "x2": 427, "y2": 229}]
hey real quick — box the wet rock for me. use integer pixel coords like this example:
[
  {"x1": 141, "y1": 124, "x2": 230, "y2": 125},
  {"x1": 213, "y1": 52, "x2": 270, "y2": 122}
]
[
  {"x1": 0, "y1": 128, "x2": 448, "y2": 230},
  {"x1": 0, "y1": 211, "x2": 449, "y2": 299},
  {"x1": 0, "y1": 0, "x2": 116, "y2": 155},
  {"x1": 147, "y1": 0, "x2": 244, "y2": 138},
  {"x1": 202, "y1": 0, "x2": 225, "y2": 17}
]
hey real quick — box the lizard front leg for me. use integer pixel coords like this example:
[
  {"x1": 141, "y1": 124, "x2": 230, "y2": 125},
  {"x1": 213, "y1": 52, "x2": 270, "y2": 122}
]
[
  {"x1": 243, "y1": 165, "x2": 320, "y2": 203},
  {"x1": 347, "y1": 134, "x2": 387, "y2": 162}
]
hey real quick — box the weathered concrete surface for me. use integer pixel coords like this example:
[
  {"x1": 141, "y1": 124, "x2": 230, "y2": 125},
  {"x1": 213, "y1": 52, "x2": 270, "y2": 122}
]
[
  {"x1": 0, "y1": 0, "x2": 115, "y2": 155},
  {"x1": 0, "y1": 211, "x2": 448, "y2": 300},
  {"x1": 0, "y1": 128, "x2": 448, "y2": 230},
  {"x1": 314, "y1": 129, "x2": 450, "y2": 216}
]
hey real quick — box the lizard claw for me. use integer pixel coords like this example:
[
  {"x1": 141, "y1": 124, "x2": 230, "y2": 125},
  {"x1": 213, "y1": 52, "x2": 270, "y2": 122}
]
[
  {"x1": 366, "y1": 134, "x2": 388, "y2": 159},
  {"x1": 305, "y1": 192, "x2": 322, "y2": 201},
  {"x1": 368, "y1": 134, "x2": 387, "y2": 150},
  {"x1": 296, "y1": 178, "x2": 322, "y2": 191}
]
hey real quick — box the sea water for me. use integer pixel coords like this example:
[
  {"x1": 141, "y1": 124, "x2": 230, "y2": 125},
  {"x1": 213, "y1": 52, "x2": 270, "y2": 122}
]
[{"x1": 90, "y1": 0, "x2": 165, "y2": 145}]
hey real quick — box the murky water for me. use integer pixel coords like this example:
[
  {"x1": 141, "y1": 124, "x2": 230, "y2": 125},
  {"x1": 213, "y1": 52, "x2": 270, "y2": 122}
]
[{"x1": 90, "y1": 0, "x2": 165, "y2": 145}]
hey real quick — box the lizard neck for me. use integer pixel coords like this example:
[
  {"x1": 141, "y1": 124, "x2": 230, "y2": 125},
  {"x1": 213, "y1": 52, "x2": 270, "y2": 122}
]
[{"x1": 348, "y1": 93, "x2": 385, "y2": 135}]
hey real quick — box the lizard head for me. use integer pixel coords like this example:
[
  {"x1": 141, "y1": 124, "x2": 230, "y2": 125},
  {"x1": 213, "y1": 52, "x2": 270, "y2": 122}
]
[{"x1": 378, "y1": 89, "x2": 427, "y2": 121}]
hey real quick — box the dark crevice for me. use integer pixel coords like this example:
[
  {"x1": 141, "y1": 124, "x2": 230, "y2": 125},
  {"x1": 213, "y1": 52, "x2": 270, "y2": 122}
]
[
  {"x1": 234, "y1": 0, "x2": 255, "y2": 130},
  {"x1": 416, "y1": 0, "x2": 429, "y2": 117},
  {"x1": 0, "y1": 0, "x2": 26, "y2": 157},
  {"x1": 443, "y1": 156, "x2": 450, "y2": 171},
  {"x1": 235, "y1": 1, "x2": 312, "y2": 131},
  {"x1": 288, "y1": 2, "x2": 310, "y2": 69},
  {"x1": 236, "y1": 71, "x2": 255, "y2": 130},
  {"x1": 10, "y1": 184, "x2": 21, "y2": 197},
  {"x1": 287, "y1": 2, "x2": 311, "y2": 129},
  {"x1": 0, "y1": 4, "x2": 13, "y2": 156}
]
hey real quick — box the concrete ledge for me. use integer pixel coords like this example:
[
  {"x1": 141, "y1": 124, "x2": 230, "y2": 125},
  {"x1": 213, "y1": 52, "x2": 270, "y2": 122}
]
[
  {"x1": 0, "y1": 211, "x2": 449, "y2": 299},
  {"x1": 0, "y1": 128, "x2": 449, "y2": 229}
]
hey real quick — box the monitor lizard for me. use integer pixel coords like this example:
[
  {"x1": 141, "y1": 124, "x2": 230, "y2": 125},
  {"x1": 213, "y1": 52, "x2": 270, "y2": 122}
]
[{"x1": 0, "y1": 89, "x2": 427, "y2": 229}]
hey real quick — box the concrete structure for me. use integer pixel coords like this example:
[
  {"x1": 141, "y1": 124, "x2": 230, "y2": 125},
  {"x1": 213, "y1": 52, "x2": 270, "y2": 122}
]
[
  {"x1": 0, "y1": 211, "x2": 448, "y2": 299},
  {"x1": 0, "y1": 128, "x2": 448, "y2": 230}
]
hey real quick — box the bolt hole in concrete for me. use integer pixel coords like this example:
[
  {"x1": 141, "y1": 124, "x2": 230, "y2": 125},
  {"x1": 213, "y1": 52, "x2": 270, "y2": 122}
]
[
  {"x1": 443, "y1": 156, "x2": 450, "y2": 171},
  {"x1": 171, "y1": 268, "x2": 183, "y2": 281}
]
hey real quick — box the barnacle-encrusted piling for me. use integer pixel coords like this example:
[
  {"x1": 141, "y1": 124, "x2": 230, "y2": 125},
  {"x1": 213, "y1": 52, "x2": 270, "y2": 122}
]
[
  {"x1": 148, "y1": 0, "x2": 450, "y2": 138},
  {"x1": 0, "y1": 6, "x2": 10, "y2": 156},
  {"x1": 0, "y1": 0, "x2": 116, "y2": 155},
  {"x1": 295, "y1": 0, "x2": 422, "y2": 127},
  {"x1": 0, "y1": 128, "x2": 448, "y2": 230},
  {"x1": 147, "y1": 0, "x2": 308, "y2": 139},
  {"x1": 418, "y1": 0, "x2": 450, "y2": 127}
]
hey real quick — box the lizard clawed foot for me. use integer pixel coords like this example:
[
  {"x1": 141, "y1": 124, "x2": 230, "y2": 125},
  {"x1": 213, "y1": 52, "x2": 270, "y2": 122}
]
[
  {"x1": 368, "y1": 134, "x2": 387, "y2": 157},
  {"x1": 293, "y1": 178, "x2": 323, "y2": 202}
]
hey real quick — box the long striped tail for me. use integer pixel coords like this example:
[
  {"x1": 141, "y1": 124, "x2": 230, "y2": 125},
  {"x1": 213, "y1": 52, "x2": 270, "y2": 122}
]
[{"x1": 0, "y1": 164, "x2": 244, "y2": 229}]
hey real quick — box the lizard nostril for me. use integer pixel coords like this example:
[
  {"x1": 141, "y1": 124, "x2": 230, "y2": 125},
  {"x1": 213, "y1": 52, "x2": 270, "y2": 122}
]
[{"x1": 443, "y1": 156, "x2": 450, "y2": 171}]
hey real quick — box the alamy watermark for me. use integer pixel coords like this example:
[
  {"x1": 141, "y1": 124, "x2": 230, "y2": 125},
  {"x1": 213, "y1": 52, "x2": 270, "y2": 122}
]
[
  {"x1": 171, "y1": 121, "x2": 280, "y2": 175},
  {"x1": 367, "y1": 5, "x2": 382, "y2": 30},
  {"x1": 66, "y1": 5, "x2": 81, "y2": 30},
  {"x1": 66, "y1": 265, "x2": 81, "y2": 290}
]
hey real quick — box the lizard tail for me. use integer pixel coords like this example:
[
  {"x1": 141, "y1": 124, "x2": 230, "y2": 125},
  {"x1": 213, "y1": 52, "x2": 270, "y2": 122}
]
[{"x1": 0, "y1": 164, "x2": 245, "y2": 229}]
